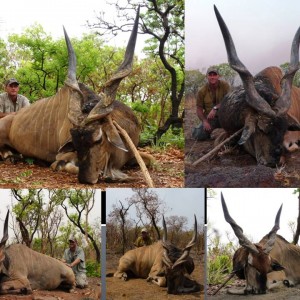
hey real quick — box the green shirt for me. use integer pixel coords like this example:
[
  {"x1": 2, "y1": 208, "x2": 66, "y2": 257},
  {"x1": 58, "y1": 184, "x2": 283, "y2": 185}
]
[
  {"x1": 0, "y1": 93, "x2": 30, "y2": 113},
  {"x1": 63, "y1": 246, "x2": 86, "y2": 275},
  {"x1": 196, "y1": 80, "x2": 230, "y2": 114}
]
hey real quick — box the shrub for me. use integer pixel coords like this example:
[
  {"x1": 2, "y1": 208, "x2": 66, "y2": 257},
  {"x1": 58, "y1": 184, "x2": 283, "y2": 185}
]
[{"x1": 86, "y1": 260, "x2": 100, "y2": 277}]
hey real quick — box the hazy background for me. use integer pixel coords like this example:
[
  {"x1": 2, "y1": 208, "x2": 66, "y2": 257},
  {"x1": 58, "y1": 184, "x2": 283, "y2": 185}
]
[
  {"x1": 106, "y1": 188, "x2": 205, "y2": 229},
  {"x1": 186, "y1": 0, "x2": 300, "y2": 74},
  {"x1": 0, "y1": 0, "x2": 143, "y2": 52},
  {"x1": 208, "y1": 188, "x2": 299, "y2": 245}
]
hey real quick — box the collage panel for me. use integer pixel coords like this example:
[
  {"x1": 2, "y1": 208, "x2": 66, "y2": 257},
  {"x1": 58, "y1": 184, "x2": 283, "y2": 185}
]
[
  {"x1": 207, "y1": 188, "x2": 300, "y2": 299},
  {"x1": 104, "y1": 188, "x2": 205, "y2": 299},
  {"x1": 0, "y1": 189, "x2": 101, "y2": 299},
  {"x1": 185, "y1": 0, "x2": 300, "y2": 188},
  {"x1": 0, "y1": 0, "x2": 184, "y2": 190}
]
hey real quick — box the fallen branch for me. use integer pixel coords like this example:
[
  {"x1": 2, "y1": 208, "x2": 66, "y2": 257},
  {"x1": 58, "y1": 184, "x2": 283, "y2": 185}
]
[
  {"x1": 113, "y1": 120, "x2": 154, "y2": 187},
  {"x1": 192, "y1": 128, "x2": 244, "y2": 166},
  {"x1": 212, "y1": 272, "x2": 236, "y2": 295}
]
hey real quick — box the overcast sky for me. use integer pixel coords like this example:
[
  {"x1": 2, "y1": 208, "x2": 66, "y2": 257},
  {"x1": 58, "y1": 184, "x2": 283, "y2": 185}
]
[
  {"x1": 106, "y1": 188, "x2": 205, "y2": 230},
  {"x1": 208, "y1": 188, "x2": 299, "y2": 247},
  {"x1": 0, "y1": 189, "x2": 101, "y2": 241},
  {"x1": 186, "y1": 0, "x2": 300, "y2": 74},
  {"x1": 0, "y1": 0, "x2": 144, "y2": 55}
]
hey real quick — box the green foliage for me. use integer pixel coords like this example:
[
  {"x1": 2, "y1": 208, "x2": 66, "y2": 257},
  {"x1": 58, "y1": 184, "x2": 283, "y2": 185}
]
[
  {"x1": 208, "y1": 235, "x2": 235, "y2": 285},
  {"x1": 140, "y1": 125, "x2": 184, "y2": 149},
  {"x1": 0, "y1": 21, "x2": 184, "y2": 140},
  {"x1": 185, "y1": 70, "x2": 206, "y2": 96},
  {"x1": 86, "y1": 260, "x2": 100, "y2": 277},
  {"x1": 0, "y1": 170, "x2": 33, "y2": 184},
  {"x1": 157, "y1": 127, "x2": 184, "y2": 149},
  {"x1": 281, "y1": 63, "x2": 300, "y2": 87},
  {"x1": 208, "y1": 254, "x2": 232, "y2": 285}
]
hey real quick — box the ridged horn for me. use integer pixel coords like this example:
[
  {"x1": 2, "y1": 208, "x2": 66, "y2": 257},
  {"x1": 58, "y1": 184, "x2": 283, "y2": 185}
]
[
  {"x1": 63, "y1": 26, "x2": 78, "y2": 88},
  {"x1": 85, "y1": 6, "x2": 140, "y2": 123},
  {"x1": 274, "y1": 27, "x2": 300, "y2": 115},
  {"x1": 221, "y1": 192, "x2": 259, "y2": 254},
  {"x1": 214, "y1": 5, "x2": 276, "y2": 118},
  {"x1": 0, "y1": 210, "x2": 9, "y2": 249},
  {"x1": 263, "y1": 204, "x2": 282, "y2": 254},
  {"x1": 162, "y1": 215, "x2": 167, "y2": 242},
  {"x1": 172, "y1": 215, "x2": 197, "y2": 269},
  {"x1": 64, "y1": 27, "x2": 83, "y2": 126}
]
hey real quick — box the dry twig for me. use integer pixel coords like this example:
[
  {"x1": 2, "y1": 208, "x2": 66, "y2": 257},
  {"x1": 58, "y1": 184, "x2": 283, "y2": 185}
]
[
  {"x1": 112, "y1": 120, "x2": 154, "y2": 187},
  {"x1": 192, "y1": 128, "x2": 244, "y2": 166}
]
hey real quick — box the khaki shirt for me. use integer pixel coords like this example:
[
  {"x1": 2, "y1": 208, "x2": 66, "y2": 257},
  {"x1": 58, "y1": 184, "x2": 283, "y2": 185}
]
[
  {"x1": 196, "y1": 80, "x2": 230, "y2": 114},
  {"x1": 0, "y1": 93, "x2": 30, "y2": 113},
  {"x1": 63, "y1": 246, "x2": 86, "y2": 275}
]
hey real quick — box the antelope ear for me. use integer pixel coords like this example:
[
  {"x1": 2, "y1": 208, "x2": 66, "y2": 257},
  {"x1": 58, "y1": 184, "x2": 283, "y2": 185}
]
[
  {"x1": 287, "y1": 115, "x2": 300, "y2": 130},
  {"x1": 58, "y1": 141, "x2": 75, "y2": 153},
  {"x1": 104, "y1": 125, "x2": 128, "y2": 152},
  {"x1": 238, "y1": 114, "x2": 256, "y2": 145}
]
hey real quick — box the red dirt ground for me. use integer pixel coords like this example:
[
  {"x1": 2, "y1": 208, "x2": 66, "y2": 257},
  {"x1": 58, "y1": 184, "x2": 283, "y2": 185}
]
[
  {"x1": 184, "y1": 96, "x2": 300, "y2": 187},
  {"x1": 0, "y1": 147, "x2": 183, "y2": 189},
  {"x1": 0, "y1": 277, "x2": 100, "y2": 300},
  {"x1": 105, "y1": 251, "x2": 204, "y2": 300}
]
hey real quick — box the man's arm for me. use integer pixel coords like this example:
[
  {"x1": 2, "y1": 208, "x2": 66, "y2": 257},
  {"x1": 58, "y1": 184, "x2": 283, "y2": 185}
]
[
  {"x1": 0, "y1": 112, "x2": 16, "y2": 118},
  {"x1": 67, "y1": 258, "x2": 81, "y2": 268},
  {"x1": 197, "y1": 106, "x2": 211, "y2": 131}
]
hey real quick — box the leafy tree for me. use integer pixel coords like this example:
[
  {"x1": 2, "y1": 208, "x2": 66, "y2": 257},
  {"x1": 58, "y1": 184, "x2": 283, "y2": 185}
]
[
  {"x1": 129, "y1": 188, "x2": 167, "y2": 239},
  {"x1": 52, "y1": 189, "x2": 100, "y2": 263},
  {"x1": 165, "y1": 215, "x2": 187, "y2": 244},
  {"x1": 108, "y1": 200, "x2": 134, "y2": 254},
  {"x1": 6, "y1": 25, "x2": 133, "y2": 102},
  {"x1": 281, "y1": 63, "x2": 300, "y2": 87},
  {"x1": 88, "y1": 0, "x2": 184, "y2": 139},
  {"x1": 11, "y1": 189, "x2": 44, "y2": 247},
  {"x1": 185, "y1": 70, "x2": 206, "y2": 97},
  {"x1": 214, "y1": 63, "x2": 237, "y2": 86}
]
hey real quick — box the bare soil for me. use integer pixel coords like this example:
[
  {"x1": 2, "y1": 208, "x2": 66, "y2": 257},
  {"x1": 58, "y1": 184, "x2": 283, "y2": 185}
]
[
  {"x1": 0, "y1": 147, "x2": 184, "y2": 189},
  {"x1": 0, "y1": 277, "x2": 100, "y2": 300},
  {"x1": 184, "y1": 96, "x2": 300, "y2": 187},
  {"x1": 208, "y1": 279, "x2": 300, "y2": 300},
  {"x1": 105, "y1": 251, "x2": 204, "y2": 300}
]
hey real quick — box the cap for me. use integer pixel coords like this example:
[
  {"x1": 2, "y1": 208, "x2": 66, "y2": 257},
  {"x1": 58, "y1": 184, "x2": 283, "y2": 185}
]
[
  {"x1": 68, "y1": 235, "x2": 76, "y2": 242},
  {"x1": 141, "y1": 228, "x2": 148, "y2": 233},
  {"x1": 206, "y1": 67, "x2": 219, "y2": 75},
  {"x1": 6, "y1": 78, "x2": 19, "y2": 86}
]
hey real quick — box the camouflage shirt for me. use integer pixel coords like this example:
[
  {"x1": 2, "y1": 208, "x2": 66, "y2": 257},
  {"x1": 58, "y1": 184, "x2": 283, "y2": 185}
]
[
  {"x1": 135, "y1": 236, "x2": 153, "y2": 247},
  {"x1": 0, "y1": 93, "x2": 30, "y2": 113},
  {"x1": 63, "y1": 246, "x2": 86, "y2": 275},
  {"x1": 196, "y1": 80, "x2": 230, "y2": 114}
]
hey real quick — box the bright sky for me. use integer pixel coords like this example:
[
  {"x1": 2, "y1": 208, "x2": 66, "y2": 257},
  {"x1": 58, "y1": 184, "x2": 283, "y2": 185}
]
[
  {"x1": 208, "y1": 188, "x2": 299, "y2": 247},
  {"x1": 0, "y1": 189, "x2": 101, "y2": 242},
  {"x1": 106, "y1": 188, "x2": 205, "y2": 230},
  {"x1": 0, "y1": 0, "x2": 144, "y2": 54},
  {"x1": 186, "y1": 0, "x2": 300, "y2": 74}
]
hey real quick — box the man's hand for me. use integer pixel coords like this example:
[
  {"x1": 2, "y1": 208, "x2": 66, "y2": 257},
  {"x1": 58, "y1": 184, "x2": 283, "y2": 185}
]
[
  {"x1": 203, "y1": 120, "x2": 212, "y2": 132},
  {"x1": 207, "y1": 109, "x2": 217, "y2": 120}
]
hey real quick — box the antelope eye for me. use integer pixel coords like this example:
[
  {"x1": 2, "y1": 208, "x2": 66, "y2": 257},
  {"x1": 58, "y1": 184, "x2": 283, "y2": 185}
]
[{"x1": 274, "y1": 148, "x2": 282, "y2": 155}]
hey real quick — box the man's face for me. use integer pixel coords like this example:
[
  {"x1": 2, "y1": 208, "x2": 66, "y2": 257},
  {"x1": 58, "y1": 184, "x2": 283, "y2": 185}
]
[
  {"x1": 69, "y1": 240, "x2": 76, "y2": 251},
  {"x1": 6, "y1": 83, "x2": 20, "y2": 97},
  {"x1": 142, "y1": 232, "x2": 148, "y2": 239},
  {"x1": 207, "y1": 72, "x2": 219, "y2": 85}
]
